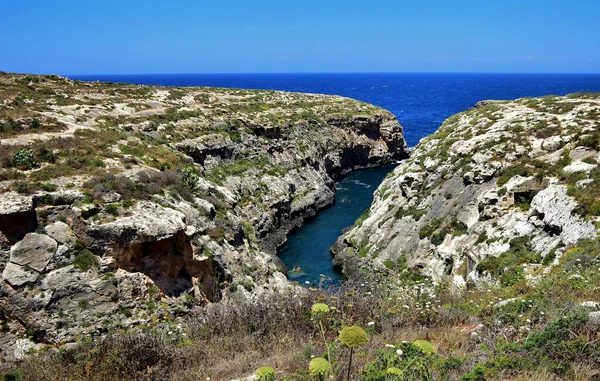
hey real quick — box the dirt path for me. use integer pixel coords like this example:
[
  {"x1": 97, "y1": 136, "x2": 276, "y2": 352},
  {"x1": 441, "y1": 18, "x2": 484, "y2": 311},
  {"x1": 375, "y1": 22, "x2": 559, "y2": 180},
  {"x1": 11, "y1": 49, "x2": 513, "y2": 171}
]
[{"x1": 0, "y1": 121, "x2": 95, "y2": 146}]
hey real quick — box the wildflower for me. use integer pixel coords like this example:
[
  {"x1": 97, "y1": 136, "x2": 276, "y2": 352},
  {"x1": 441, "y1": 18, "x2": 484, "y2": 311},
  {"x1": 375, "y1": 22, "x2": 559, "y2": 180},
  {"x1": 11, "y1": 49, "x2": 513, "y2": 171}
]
[
  {"x1": 311, "y1": 303, "x2": 330, "y2": 315},
  {"x1": 339, "y1": 326, "x2": 369, "y2": 347},
  {"x1": 367, "y1": 321, "x2": 375, "y2": 326},
  {"x1": 256, "y1": 366, "x2": 275, "y2": 381},
  {"x1": 309, "y1": 357, "x2": 331, "y2": 378},
  {"x1": 339, "y1": 326, "x2": 368, "y2": 381},
  {"x1": 385, "y1": 344, "x2": 395, "y2": 348},
  {"x1": 396, "y1": 349, "x2": 403, "y2": 356}
]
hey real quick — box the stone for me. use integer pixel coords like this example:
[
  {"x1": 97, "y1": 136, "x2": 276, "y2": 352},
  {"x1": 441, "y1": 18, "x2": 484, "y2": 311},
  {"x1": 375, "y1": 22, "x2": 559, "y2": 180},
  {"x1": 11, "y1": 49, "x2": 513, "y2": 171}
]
[
  {"x1": 87, "y1": 202, "x2": 187, "y2": 246},
  {"x1": 12, "y1": 339, "x2": 41, "y2": 360},
  {"x1": 2, "y1": 262, "x2": 38, "y2": 286},
  {"x1": 589, "y1": 311, "x2": 600, "y2": 326},
  {"x1": 493, "y1": 298, "x2": 518, "y2": 308},
  {"x1": 100, "y1": 191, "x2": 121, "y2": 203},
  {"x1": 563, "y1": 161, "x2": 596, "y2": 173},
  {"x1": 530, "y1": 185, "x2": 596, "y2": 246},
  {"x1": 580, "y1": 301, "x2": 599, "y2": 309},
  {"x1": 9, "y1": 233, "x2": 57, "y2": 272},
  {"x1": 45, "y1": 221, "x2": 77, "y2": 245}
]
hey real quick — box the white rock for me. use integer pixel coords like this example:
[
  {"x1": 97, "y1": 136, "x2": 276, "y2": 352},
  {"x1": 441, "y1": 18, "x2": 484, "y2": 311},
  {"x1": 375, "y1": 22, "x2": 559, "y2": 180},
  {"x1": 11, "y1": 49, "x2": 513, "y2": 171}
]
[
  {"x1": 9, "y1": 233, "x2": 57, "y2": 272},
  {"x1": 2, "y1": 262, "x2": 38, "y2": 286},
  {"x1": 494, "y1": 298, "x2": 518, "y2": 308},
  {"x1": 589, "y1": 311, "x2": 600, "y2": 326},
  {"x1": 563, "y1": 161, "x2": 596, "y2": 173},
  {"x1": 580, "y1": 301, "x2": 600, "y2": 309},
  {"x1": 45, "y1": 221, "x2": 76, "y2": 245},
  {"x1": 530, "y1": 185, "x2": 596, "y2": 246},
  {"x1": 12, "y1": 339, "x2": 41, "y2": 360}
]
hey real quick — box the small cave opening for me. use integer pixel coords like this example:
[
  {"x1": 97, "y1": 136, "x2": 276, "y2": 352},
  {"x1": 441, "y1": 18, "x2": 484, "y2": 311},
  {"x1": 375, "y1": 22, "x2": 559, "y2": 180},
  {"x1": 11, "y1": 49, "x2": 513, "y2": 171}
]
[
  {"x1": 0, "y1": 210, "x2": 38, "y2": 243},
  {"x1": 514, "y1": 190, "x2": 539, "y2": 208},
  {"x1": 111, "y1": 232, "x2": 222, "y2": 299},
  {"x1": 543, "y1": 224, "x2": 562, "y2": 237},
  {"x1": 444, "y1": 257, "x2": 454, "y2": 276}
]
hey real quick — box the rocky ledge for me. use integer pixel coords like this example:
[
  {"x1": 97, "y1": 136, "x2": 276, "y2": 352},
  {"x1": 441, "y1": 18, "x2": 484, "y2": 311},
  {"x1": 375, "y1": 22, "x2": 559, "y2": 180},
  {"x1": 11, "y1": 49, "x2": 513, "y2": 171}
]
[
  {"x1": 333, "y1": 93, "x2": 600, "y2": 288},
  {"x1": 0, "y1": 73, "x2": 407, "y2": 360}
]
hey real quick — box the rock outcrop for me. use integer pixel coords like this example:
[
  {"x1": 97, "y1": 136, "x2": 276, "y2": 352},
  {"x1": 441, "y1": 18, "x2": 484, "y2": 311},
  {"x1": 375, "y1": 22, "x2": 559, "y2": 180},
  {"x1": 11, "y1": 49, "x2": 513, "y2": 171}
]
[
  {"x1": 333, "y1": 94, "x2": 600, "y2": 287},
  {"x1": 0, "y1": 72, "x2": 407, "y2": 359}
]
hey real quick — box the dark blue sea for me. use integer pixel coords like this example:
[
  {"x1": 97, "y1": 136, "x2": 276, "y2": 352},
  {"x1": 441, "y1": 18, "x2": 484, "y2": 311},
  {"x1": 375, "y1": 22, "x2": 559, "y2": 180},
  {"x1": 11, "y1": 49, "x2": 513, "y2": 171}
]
[{"x1": 70, "y1": 73, "x2": 600, "y2": 286}]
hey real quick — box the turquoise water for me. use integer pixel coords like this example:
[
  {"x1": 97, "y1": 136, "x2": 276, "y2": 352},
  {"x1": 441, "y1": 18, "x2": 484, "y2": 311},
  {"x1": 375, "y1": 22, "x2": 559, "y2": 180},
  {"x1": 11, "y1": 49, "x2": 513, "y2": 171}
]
[{"x1": 278, "y1": 165, "x2": 396, "y2": 286}]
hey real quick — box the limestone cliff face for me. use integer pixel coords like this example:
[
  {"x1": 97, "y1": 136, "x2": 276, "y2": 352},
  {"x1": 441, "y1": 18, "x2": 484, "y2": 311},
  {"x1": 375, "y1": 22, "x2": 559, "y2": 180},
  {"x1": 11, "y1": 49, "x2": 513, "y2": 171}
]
[
  {"x1": 0, "y1": 73, "x2": 406, "y2": 358},
  {"x1": 332, "y1": 94, "x2": 600, "y2": 288}
]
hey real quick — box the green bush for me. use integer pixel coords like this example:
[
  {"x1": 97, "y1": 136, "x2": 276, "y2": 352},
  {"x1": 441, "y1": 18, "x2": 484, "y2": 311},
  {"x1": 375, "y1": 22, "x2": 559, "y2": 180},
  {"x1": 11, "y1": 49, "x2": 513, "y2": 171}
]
[
  {"x1": 73, "y1": 242, "x2": 100, "y2": 271},
  {"x1": 1, "y1": 370, "x2": 22, "y2": 381},
  {"x1": 104, "y1": 204, "x2": 119, "y2": 216},
  {"x1": 12, "y1": 148, "x2": 37, "y2": 169},
  {"x1": 181, "y1": 166, "x2": 199, "y2": 191}
]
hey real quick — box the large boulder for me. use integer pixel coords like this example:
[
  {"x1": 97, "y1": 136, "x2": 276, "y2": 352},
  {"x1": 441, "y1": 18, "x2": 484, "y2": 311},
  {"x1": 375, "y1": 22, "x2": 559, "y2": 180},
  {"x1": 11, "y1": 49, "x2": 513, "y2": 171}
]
[
  {"x1": 87, "y1": 202, "x2": 188, "y2": 248},
  {"x1": 8, "y1": 233, "x2": 58, "y2": 272},
  {"x1": 2, "y1": 262, "x2": 38, "y2": 287}
]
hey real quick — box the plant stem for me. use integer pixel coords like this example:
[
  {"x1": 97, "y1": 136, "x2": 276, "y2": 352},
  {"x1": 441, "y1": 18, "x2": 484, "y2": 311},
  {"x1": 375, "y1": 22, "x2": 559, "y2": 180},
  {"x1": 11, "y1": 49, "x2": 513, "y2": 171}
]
[
  {"x1": 319, "y1": 319, "x2": 331, "y2": 366},
  {"x1": 346, "y1": 347, "x2": 354, "y2": 381}
]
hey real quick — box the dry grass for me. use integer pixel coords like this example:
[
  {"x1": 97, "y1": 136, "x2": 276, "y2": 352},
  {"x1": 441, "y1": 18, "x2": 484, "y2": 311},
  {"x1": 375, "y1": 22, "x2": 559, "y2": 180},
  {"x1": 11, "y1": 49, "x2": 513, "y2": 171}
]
[{"x1": 5, "y1": 274, "x2": 600, "y2": 381}]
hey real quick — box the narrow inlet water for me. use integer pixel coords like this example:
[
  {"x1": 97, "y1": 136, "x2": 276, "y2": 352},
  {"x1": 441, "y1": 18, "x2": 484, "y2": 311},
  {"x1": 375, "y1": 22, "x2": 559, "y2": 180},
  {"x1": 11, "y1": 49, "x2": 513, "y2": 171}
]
[{"x1": 278, "y1": 165, "x2": 396, "y2": 287}]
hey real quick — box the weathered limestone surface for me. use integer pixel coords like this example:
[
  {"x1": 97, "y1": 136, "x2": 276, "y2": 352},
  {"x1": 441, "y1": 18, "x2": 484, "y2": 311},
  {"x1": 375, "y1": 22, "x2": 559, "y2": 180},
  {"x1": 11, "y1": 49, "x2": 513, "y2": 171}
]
[{"x1": 333, "y1": 95, "x2": 600, "y2": 287}]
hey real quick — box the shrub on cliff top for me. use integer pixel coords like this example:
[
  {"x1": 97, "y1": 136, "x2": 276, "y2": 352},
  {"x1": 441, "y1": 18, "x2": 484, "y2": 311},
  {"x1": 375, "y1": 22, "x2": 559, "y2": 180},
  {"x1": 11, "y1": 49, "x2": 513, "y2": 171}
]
[{"x1": 12, "y1": 148, "x2": 37, "y2": 169}]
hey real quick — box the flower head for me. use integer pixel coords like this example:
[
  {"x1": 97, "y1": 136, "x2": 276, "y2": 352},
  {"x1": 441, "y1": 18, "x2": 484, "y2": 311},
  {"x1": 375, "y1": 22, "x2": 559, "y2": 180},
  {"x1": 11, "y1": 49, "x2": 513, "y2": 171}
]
[
  {"x1": 256, "y1": 366, "x2": 275, "y2": 381},
  {"x1": 339, "y1": 325, "x2": 369, "y2": 348},
  {"x1": 311, "y1": 303, "x2": 330, "y2": 316},
  {"x1": 309, "y1": 357, "x2": 331, "y2": 377}
]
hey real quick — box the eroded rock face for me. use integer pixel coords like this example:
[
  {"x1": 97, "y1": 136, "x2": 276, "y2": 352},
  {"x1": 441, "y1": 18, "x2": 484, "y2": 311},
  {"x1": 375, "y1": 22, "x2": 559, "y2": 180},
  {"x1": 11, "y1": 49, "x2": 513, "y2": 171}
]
[
  {"x1": 530, "y1": 185, "x2": 596, "y2": 246},
  {"x1": 333, "y1": 94, "x2": 600, "y2": 287}
]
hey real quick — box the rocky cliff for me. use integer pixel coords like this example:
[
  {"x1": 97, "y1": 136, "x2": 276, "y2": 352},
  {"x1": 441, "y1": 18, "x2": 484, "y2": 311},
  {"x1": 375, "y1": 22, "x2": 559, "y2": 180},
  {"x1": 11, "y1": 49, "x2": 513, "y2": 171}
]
[
  {"x1": 0, "y1": 73, "x2": 407, "y2": 359},
  {"x1": 333, "y1": 93, "x2": 600, "y2": 288}
]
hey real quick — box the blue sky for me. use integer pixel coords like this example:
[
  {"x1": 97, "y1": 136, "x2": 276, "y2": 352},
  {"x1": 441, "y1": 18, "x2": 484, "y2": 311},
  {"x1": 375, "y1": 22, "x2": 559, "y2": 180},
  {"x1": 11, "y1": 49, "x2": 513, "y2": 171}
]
[{"x1": 2, "y1": 0, "x2": 599, "y2": 74}]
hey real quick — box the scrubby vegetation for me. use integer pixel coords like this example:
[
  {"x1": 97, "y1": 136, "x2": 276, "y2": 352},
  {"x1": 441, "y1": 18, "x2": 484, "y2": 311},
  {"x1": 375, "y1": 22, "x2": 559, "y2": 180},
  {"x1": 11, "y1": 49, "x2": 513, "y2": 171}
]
[{"x1": 4, "y1": 233, "x2": 600, "y2": 380}]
